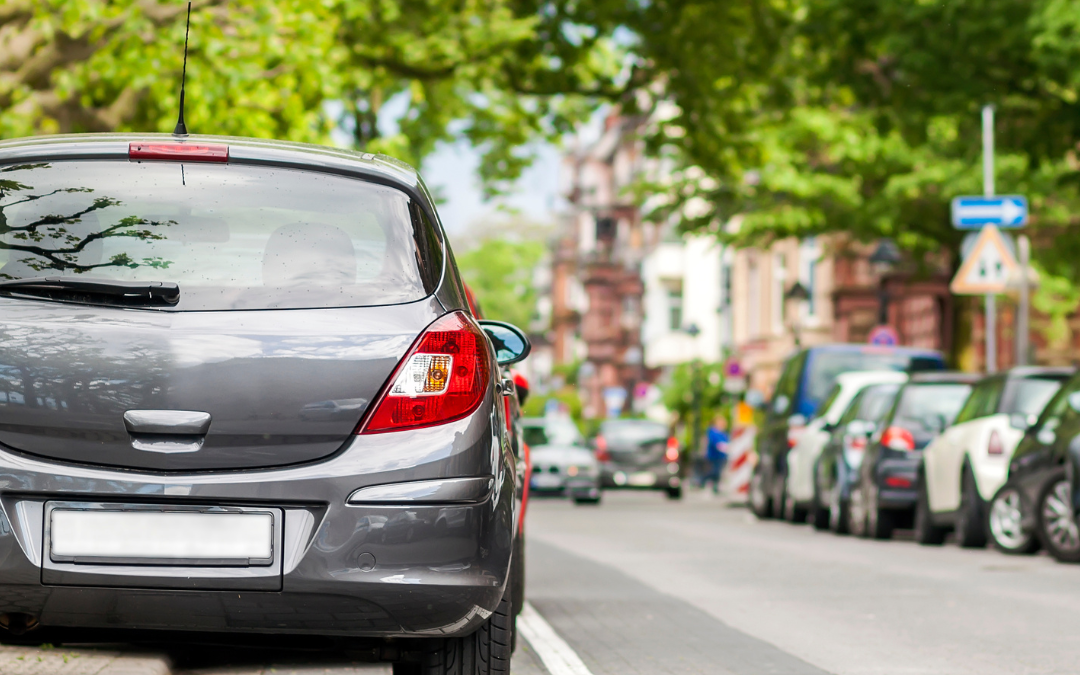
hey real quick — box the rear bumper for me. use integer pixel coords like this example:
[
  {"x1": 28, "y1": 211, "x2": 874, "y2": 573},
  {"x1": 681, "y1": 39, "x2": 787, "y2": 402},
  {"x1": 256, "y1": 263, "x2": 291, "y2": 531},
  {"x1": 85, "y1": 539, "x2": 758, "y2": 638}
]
[
  {"x1": 876, "y1": 458, "x2": 919, "y2": 510},
  {"x1": 0, "y1": 406, "x2": 517, "y2": 638},
  {"x1": 600, "y1": 463, "x2": 681, "y2": 490},
  {"x1": 529, "y1": 474, "x2": 599, "y2": 497}
]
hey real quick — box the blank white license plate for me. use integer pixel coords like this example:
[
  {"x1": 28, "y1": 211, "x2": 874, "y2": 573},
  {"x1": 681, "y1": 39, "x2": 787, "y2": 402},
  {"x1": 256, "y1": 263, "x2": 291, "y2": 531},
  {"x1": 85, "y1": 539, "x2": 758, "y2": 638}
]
[{"x1": 50, "y1": 510, "x2": 273, "y2": 563}]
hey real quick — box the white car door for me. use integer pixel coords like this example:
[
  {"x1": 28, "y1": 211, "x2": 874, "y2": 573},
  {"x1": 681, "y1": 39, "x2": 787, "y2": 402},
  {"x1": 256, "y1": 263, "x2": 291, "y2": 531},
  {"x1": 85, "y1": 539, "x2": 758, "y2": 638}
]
[
  {"x1": 788, "y1": 419, "x2": 829, "y2": 503},
  {"x1": 925, "y1": 421, "x2": 969, "y2": 512}
]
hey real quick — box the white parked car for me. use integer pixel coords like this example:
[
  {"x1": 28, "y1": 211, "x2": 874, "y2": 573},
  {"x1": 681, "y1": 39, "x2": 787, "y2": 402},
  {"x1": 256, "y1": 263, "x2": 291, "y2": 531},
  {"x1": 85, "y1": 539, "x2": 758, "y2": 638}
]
[
  {"x1": 916, "y1": 367, "x2": 1072, "y2": 548},
  {"x1": 783, "y1": 370, "x2": 910, "y2": 522}
]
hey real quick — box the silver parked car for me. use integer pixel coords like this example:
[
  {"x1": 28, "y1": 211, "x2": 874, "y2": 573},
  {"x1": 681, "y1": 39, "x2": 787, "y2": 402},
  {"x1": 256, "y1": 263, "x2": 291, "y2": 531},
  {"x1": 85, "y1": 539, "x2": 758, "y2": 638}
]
[{"x1": 523, "y1": 417, "x2": 601, "y2": 504}]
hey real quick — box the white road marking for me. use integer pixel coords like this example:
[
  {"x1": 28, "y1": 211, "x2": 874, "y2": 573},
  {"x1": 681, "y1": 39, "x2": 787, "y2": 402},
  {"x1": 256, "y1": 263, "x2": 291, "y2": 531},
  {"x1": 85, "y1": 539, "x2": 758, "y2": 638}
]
[{"x1": 517, "y1": 602, "x2": 594, "y2": 675}]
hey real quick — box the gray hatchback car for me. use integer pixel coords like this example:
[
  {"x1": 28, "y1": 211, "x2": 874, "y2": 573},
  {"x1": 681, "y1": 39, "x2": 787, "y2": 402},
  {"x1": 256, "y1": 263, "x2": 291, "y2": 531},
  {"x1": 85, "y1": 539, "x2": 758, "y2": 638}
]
[{"x1": 0, "y1": 134, "x2": 531, "y2": 675}]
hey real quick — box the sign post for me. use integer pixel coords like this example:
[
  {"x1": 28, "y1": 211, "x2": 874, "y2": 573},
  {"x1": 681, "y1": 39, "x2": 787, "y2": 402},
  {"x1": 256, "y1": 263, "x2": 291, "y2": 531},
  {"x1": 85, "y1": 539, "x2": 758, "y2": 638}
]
[
  {"x1": 983, "y1": 105, "x2": 996, "y2": 373},
  {"x1": 950, "y1": 107, "x2": 1030, "y2": 374}
]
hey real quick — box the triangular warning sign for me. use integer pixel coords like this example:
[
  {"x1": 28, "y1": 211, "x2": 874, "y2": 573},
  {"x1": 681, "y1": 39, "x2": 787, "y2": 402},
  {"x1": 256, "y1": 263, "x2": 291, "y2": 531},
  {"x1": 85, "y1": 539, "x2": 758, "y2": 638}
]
[{"x1": 950, "y1": 225, "x2": 1018, "y2": 295}]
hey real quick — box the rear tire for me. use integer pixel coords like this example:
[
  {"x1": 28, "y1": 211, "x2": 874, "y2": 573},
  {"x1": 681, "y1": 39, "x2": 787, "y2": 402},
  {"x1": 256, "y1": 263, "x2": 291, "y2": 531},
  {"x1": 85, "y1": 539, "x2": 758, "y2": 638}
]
[
  {"x1": 809, "y1": 483, "x2": 830, "y2": 531},
  {"x1": 866, "y1": 483, "x2": 895, "y2": 540},
  {"x1": 828, "y1": 477, "x2": 849, "y2": 535},
  {"x1": 955, "y1": 465, "x2": 988, "y2": 548},
  {"x1": 988, "y1": 484, "x2": 1038, "y2": 555},
  {"x1": 407, "y1": 578, "x2": 514, "y2": 674},
  {"x1": 848, "y1": 478, "x2": 869, "y2": 538},
  {"x1": 913, "y1": 477, "x2": 947, "y2": 546},
  {"x1": 1038, "y1": 475, "x2": 1080, "y2": 563},
  {"x1": 666, "y1": 486, "x2": 683, "y2": 500},
  {"x1": 749, "y1": 463, "x2": 773, "y2": 519},
  {"x1": 782, "y1": 476, "x2": 809, "y2": 523}
]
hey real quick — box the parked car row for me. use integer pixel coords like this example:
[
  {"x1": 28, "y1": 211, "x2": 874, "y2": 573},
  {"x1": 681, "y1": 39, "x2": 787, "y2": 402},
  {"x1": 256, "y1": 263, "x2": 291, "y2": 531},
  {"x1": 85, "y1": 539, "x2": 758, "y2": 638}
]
[{"x1": 754, "y1": 343, "x2": 1080, "y2": 566}]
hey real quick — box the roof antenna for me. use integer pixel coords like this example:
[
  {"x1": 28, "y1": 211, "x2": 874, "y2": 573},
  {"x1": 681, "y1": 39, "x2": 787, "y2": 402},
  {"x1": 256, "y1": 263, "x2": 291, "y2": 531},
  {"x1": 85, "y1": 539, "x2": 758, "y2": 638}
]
[{"x1": 173, "y1": 2, "x2": 192, "y2": 136}]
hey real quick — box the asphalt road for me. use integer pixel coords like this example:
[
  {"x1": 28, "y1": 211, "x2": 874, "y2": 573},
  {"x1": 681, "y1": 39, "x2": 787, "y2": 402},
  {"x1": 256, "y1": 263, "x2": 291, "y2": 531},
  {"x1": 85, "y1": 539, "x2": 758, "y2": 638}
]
[{"x1": 160, "y1": 490, "x2": 1080, "y2": 674}]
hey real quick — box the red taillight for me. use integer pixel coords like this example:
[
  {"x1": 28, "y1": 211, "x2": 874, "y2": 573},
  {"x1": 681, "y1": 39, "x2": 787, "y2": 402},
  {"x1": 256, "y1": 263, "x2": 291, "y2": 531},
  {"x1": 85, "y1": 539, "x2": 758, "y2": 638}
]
[
  {"x1": 846, "y1": 435, "x2": 867, "y2": 453},
  {"x1": 665, "y1": 437, "x2": 680, "y2": 463},
  {"x1": 884, "y1": 476, "x2": 913, "y2": 488},
  {"x1": 595, "y1": 435, "x2": 611, "y2": 462},
  {"x1": 988, "y1": 429, "x2": 1004, "y2": 455},
  {"x1": 128, "y1": 142, "x2": 229, "y2": 163},
  {"x1": 882, "y1": 426, "x2": 916, "y2": 452},
  {"x1": 787, "y1": 426, "x2": 804, "y2": 448},
  {"x1": 359, "y1": 311, "x2": 491, "y2": 434}
]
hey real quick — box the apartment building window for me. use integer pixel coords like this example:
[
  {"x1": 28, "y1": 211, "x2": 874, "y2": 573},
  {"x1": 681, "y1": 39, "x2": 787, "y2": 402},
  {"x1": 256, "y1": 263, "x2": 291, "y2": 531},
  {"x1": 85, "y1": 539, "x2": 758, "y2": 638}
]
[
  {"x1": 663, "y1": 279, "x2": 684, "y2": 331},
  {"x1": 773, "y1": 253, "x2": 787, "y2": 335},
  {"x1": 720, "y1": 256, "x2": 732, "y2": 310},
  {"x1": 800, "y1": 237, "x2": 820, "y2": 319},
  {"x1": 596, "y1": 217, "x2": 617, "y2": 241},
  {"x1": 748, "y1": 253, "x2": 761, "y2": 337}
]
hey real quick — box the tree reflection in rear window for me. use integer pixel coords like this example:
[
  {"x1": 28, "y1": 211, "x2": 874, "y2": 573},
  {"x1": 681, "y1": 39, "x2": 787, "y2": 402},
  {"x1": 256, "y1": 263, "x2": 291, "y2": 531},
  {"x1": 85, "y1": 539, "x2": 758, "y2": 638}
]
[{"x1": 0, "y1": 161, "x2": 442, "y2": 310}]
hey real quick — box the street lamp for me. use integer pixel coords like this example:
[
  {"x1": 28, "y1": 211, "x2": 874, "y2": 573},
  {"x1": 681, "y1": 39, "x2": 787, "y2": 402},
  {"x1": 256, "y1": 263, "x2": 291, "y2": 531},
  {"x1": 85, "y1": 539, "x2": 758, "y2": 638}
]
[
  {"x1": 682, "y1": 323, "x2": 703, "y2": 458},
  {"x1": 784, "y1": 281, "x2": 811, "y2": 347},
  {"x1": 869, "y1": 238, "x2": 902, "y2": 325}
]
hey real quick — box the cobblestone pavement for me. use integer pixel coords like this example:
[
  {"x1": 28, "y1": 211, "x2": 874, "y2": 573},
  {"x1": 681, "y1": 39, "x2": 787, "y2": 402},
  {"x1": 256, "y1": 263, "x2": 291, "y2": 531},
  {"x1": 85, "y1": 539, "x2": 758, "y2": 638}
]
[{"x1": 0, "y1": 643, "x2": 169, "y2": 675}]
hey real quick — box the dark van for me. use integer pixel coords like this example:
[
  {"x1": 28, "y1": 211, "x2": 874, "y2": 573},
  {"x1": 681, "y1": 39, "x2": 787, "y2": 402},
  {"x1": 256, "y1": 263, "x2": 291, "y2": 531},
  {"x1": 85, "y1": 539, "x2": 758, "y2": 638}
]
[{"x1": 750, "y1": 344, "x2": 945, "y2": 520}]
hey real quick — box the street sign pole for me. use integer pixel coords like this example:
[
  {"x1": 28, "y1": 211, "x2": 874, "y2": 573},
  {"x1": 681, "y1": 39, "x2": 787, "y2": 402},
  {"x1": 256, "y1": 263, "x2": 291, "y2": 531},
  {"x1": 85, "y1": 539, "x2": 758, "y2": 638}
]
[
  {"x1": 1017, "y1": 234, "x2": 1030, "y2": 366},
  {"x1": 983, "y1": 105, "x2": 996, "y2": 374}
]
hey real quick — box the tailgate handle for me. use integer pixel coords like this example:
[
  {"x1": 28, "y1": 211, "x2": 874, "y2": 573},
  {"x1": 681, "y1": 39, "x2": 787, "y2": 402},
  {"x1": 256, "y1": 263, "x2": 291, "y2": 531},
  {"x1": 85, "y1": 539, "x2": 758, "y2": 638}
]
[{"x1": 124, "y1": 410, "x2": 211, "y2": 436}]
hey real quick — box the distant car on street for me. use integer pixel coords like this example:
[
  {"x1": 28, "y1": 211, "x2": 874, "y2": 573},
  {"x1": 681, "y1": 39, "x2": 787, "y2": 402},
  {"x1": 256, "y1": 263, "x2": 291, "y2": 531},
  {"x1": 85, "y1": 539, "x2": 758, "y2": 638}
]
[
  {"x1": 917, "y1": 367, "x2": 1071, "y2": 548},
  {"x1": 993, "y1": 372, "x2": 1080, "y2": 561},
  {"x1": 848, "y1": 372, "x2": 978, "y2": 539},
  {"x1": 593, "y1": 419, "x2": 683, "y2": 499},
  {"x1": 783, "y1": 370, "x2": 909, "y2": 524},
  {"x1": 751, "y1": 344, "x2": 946, "y2": 520},
  {"x1": 810, "y1": 379, "x2": 906, "y2": 533},
  {"x1": 523, "y1": 417, "x2": 601, "y2": 504}
]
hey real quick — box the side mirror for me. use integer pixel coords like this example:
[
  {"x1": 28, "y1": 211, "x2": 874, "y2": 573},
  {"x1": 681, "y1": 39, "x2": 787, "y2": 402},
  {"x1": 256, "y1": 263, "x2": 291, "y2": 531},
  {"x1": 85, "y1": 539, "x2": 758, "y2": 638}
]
[
  {"x1": 773, "y1": 394, "x2": 790, "y2": 415},
  {"x1": 1009, "y1": 413, "x2": 1036, "y2": 431},
  {"x1": 478, "y1": 320, "x2": 532, "y2": 366},
  {"x1": 845, "y1": 420, "x2": 869, "y2": 437}
]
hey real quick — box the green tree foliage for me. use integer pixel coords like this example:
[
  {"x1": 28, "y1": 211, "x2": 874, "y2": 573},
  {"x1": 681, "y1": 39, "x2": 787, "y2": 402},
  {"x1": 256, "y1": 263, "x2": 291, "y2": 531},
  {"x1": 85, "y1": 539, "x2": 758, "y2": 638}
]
[
  {"x1": 455, "y1": 235, "x2": 544, "y2": 328},
  {"x1": 630, "y1": 0, "x2": 1080, "y2": 278},
  {"x1": 0, "y1": 0, "x2": 624, "y2": 190},
  {"x1": 660, "y1": 361, "x2": 727, "y2": 445}
]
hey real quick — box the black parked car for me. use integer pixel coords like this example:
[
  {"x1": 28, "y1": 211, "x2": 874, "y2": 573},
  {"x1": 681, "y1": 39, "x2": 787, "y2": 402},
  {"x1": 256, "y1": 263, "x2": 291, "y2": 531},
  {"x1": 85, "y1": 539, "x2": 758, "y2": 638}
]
[
  {"x1": 593, "y1": 419, "x2": 682, "y2": 499},
  {"x1": 848, "y1": 373, "x2": 978, "y2": 539},
  {"x1": 812, "y1": 382, "x2": 903, "y2": 533},
  {"x1": 0, "y1": 134, "x2": 531, "y2": 674},
  {"x1": 991, "y1": 372, "x2": 1080, "y2": 561},
  {"x1": 750, "y1": 344, "x2": 945, "y2": 520}
]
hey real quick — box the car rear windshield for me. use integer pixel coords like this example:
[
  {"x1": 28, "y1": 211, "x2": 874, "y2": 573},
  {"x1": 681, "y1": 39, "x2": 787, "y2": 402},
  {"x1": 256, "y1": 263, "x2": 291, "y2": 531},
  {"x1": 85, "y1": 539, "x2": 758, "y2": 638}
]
[
  {"x1": 803, "y1": 349, "x2": 942, "y2": 413},
  {"x1": 0, "y1": 160, "x2": 442, "y2": 310},
  {"x1": 892, "y1": 383, "x2": 972, "y2": 435},
  {"x1": 600, "y1": 421, "x2": 668, "y2": 447},
  {"x1": 524, "y1": 419, "x2": 583, "y2": 447},
  {"x1": 1005, "y1": 377, "x2": 1065, "y2": 417}
]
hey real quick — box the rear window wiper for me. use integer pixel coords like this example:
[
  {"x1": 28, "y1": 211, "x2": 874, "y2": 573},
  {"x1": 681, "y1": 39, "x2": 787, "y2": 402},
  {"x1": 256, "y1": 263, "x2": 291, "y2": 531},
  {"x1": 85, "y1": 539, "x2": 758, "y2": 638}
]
[{"x1": 0, "y1": 277, "x2": 180, "y2": 306}]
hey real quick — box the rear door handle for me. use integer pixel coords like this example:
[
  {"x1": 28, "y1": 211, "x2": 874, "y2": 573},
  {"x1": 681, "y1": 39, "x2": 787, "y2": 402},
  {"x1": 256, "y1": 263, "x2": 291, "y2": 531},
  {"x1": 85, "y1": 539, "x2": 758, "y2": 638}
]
[{"x1": 124, "y1": 410, "x2": 211, "y2": 435}]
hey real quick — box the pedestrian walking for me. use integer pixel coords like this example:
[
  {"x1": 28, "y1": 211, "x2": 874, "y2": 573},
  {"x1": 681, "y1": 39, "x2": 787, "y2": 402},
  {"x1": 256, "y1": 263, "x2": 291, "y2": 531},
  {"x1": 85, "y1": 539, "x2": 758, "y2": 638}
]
[{"x1": 704, "y1": 415, "x2": 730, "y2": 494}]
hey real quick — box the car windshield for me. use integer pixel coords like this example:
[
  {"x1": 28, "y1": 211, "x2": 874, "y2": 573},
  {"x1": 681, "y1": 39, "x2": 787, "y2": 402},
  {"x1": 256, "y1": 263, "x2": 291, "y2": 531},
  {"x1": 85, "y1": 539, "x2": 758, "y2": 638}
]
[
  {"x1": 804, "y1": 350, "x2": 939, "y2": 412},
  {"x1": 523, "y1": 419, "x2": 583, "y2": 447},
  {"x1": 1007, "y1": 378, "x2": 1065, "y2": 417},
  {"x1": 600, "y1": 420, "x2": 668, "y2": 447},
  {"x1": 0, "y1": 160, "x2": 441, "y2": 310},
  {"x1": 892, "y1": 383, "x2": 972, "y2": 436},
  {"x1": 857, "y1": 384, "x2": 902, "y2": 422}
]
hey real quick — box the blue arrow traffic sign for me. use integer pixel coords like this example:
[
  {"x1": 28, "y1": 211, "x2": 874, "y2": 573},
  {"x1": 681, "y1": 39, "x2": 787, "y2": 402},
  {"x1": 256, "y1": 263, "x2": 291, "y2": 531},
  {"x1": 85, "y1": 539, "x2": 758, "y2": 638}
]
[{"x1": 951, "y1": 195, "x2": 1028, "y2": 229}]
